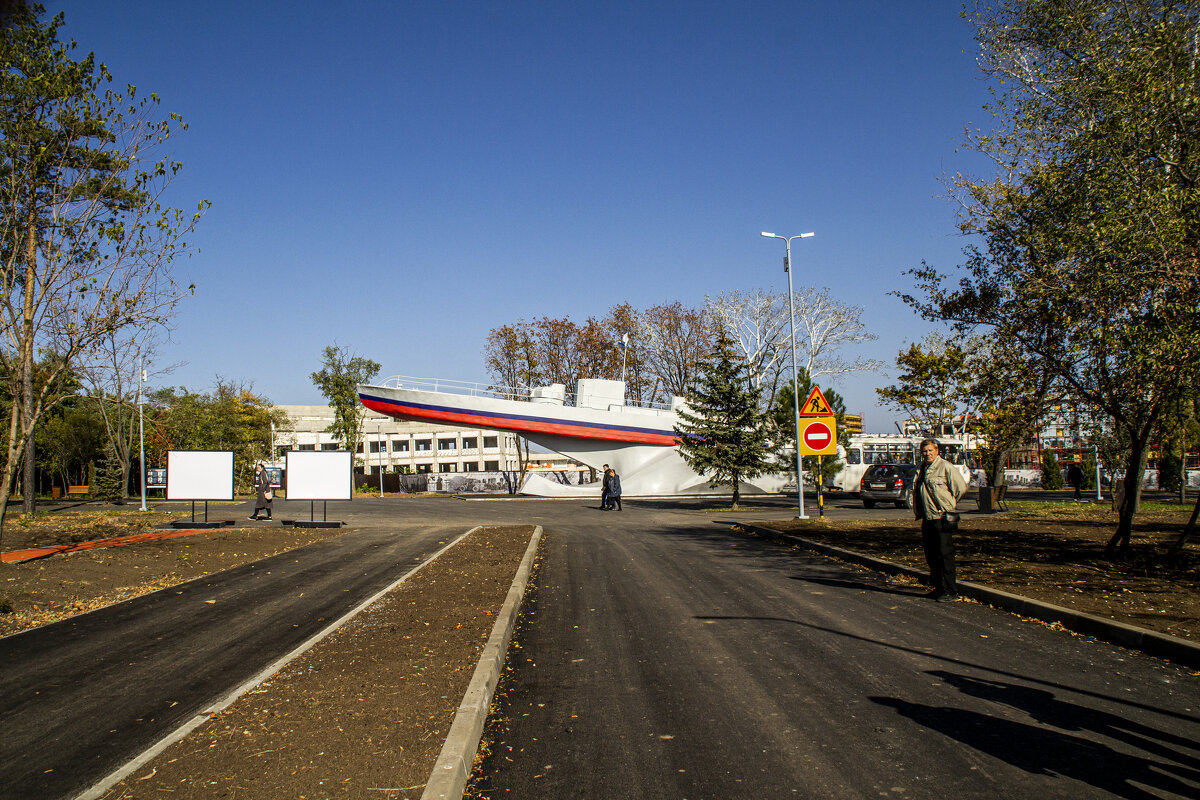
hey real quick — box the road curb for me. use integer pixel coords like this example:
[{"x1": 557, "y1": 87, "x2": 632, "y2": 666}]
[
  {"x1": 734, "y1": 522, "x2": 1200, "y2": 670},
  {"x1": 422, "y1": 525, "x2": 543, "y2": 800}
]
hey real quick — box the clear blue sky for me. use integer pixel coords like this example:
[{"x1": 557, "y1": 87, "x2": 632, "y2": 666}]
[{"x1": 53, "y1": 1, "x2": 991, "y2": 432}]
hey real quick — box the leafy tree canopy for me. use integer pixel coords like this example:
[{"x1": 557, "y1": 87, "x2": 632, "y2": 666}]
[
  {"x1": 898, "y1": 0, "x2": 1200, "y2": 556},
  {"x1": 311, "y1": 345, "x2": 380, "y2": 460}
]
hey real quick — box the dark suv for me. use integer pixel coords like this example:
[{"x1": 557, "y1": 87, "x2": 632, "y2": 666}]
[{"x1": 859, "y1": 463, "x2": 919, "y2": 509}]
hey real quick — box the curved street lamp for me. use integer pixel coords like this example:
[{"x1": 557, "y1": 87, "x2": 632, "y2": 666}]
[{"x1": 761, "y1": 230, "x2": 815, "y2": 519}]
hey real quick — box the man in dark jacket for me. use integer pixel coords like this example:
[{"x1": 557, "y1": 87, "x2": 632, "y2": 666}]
[
  {"x1": 607, "y1": 468, "x2": 622, "y2": 511},
  {"x1": 1067, "y1": 461, "x2": 1084, "y2": 501},
  {"x1": 599, "y1": 463, "x2": 611, "y2": 510}
]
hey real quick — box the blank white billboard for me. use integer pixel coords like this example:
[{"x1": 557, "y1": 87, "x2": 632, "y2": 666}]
[
  {"x1": 166, "y1": 450, "x2": 234, "y2": 500},
  {"x1": 285, "y1": 450, "x2": 353, "y2": 500}
]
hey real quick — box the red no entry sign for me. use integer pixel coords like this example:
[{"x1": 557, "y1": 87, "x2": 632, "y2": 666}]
[{"x1": 799, "y1": 419, "x2": 837, "y2": 456}]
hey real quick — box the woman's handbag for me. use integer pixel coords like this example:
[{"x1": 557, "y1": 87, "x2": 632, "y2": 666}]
[{"x1": 264, "y1": 489, "x2": 273, "y2": 501}]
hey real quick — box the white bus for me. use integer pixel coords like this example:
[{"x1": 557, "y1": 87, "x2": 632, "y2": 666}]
[{"x1": 830, "y1": 433, "x2": 974, "y2": 492}]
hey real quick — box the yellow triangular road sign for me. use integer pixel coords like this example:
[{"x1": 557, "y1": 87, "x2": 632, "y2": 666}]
[{"x1": 800, "y1": 385, "x2": 835, "y2": 417}]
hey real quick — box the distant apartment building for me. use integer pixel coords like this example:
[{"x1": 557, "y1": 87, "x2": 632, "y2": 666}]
[
  {"x1": 1020, "y1": 401, "x2": 1097, "y2": 468},
  {"x1": 842, "y1": 413, "x2": 863, "y2": 436},
  {"x1": 274, "y1": 405, "x2": 522, "y2": 475}
]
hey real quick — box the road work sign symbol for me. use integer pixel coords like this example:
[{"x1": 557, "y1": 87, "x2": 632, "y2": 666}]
[
  {"x1": 801, "y1": 386, "x2": 835, "y2": 417},
  {"x1": 799, "y1": 419, "x2": 837, "y2": 456}
]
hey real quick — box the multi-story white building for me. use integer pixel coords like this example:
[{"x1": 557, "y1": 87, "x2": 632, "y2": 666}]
[{"x1": 273, "y1": 405, "x2": 522, "y2": 475}]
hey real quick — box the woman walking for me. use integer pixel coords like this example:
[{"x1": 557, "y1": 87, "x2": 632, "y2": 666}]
[{"x1": 250, "y1": 462, "x2": 273, "y2": 520}]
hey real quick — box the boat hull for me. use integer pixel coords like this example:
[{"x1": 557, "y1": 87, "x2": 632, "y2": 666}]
[{"x1": 357, "y1": 383, "x2": 786, "y2": 497}]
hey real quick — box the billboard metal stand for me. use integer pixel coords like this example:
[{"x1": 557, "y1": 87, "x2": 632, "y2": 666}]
[
  {"x1": 294, "y1": 499, "x2": 340, "y2": 528},
  {"x1": 171, "y1": 499, "x2": 231, "y2": 529}
]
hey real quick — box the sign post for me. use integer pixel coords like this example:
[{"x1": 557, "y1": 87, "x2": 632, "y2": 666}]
[{"x1": 795, "y1": 386, "x2": 837, "y2": 520}]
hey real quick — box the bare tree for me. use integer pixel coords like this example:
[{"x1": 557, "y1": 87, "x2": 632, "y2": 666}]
[
  {"x1": 74, "y1": 330, "x2": 178, "y2": 499},
  {"x1": 705, "y1": 289, "x2": 790, "y2": 409},
  {"x1": 483, "y1": 322, "x2": 540, "y2": 397},
  {"x1": 790, "y1": 287, "x2": 882, "y2": 382},
  {"x1": 706, "y1": 287, "x2": 882, "y2": 410},
  {"x1": 638, "y1": 302, "x2": 713, "y2": 402}
]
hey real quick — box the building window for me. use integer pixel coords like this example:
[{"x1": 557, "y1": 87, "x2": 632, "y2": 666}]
[
  {"x1": 415, "y1": 439, "x2": 432, "y2": 451},
  {"x1": 439, "y1": 463, "x2": 457, "y2": 473},
  {"x1": 320, "y1": 443, "x2": 338, "y2": 451},
  {"x1": 438, "y1": 439, "x2": 457, "y2": 451},
  {"x1": 370, "y1": 441, "x2": 385, "y2": 453},
  {"x1": 393, "y1": 439, "x2": 409, "y2": 452},
  {"x1": 298, "y1": 444, "x2": 316, "y2": 451},
  {"x1": 461, "y1": 437, "x2": 477, "y2": 449},
  {"x1": 484, "y1": 460, "x2": 499, "y2": 471},
  {"x1": 356, "y1": 444, "x2": 364, "y2": 454},
  {"x1": 483, "y1": 436, "x2": 498, "y2": 449},
  {"x1": 416, "y1": 463, "x2": 432, "y2": 474},
  {"x1": 463, "y1": 462, "x2": 479, "y2": 472}
]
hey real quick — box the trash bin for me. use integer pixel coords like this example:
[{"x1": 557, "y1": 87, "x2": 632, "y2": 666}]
[{"x1": 51, "y1": 487, "x2": 61, "y2": 499}]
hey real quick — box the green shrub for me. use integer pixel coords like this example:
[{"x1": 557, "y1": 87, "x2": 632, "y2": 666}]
[
  {"x1": 1158, "y1": 450, "x2": 1182, "y2": 493},
  {"x1": 1081, "y1": 454, "x2": 1098, "y2": 491},
  {"x1": 1041, "y1": 448, "x2": 1064, "y2": 490}
]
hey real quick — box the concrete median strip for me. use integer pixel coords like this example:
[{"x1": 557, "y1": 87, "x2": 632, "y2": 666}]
[
  {"x1": 734, "y1": 522, "x2": 1200, "y2": 670},
  {"x1": 421, "y1": 525, "x2": 542, "y2": 800}
]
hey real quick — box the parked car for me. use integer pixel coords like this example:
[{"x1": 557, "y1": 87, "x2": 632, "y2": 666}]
[{"x1": 859, "y1": 463, "x2": 919, "y2": 509}]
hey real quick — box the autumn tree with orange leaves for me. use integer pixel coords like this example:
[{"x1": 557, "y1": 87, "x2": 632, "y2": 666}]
[{"x1": 483, "y1": 303, "x2": 714, "y2": 407}]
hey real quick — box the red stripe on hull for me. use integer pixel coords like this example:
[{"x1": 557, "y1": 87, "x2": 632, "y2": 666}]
[{"x1": 360, "y1": 397, "x2": 677, "y2": 446}]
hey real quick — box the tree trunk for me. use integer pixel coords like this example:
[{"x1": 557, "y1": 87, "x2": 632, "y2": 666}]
[
  {"x1": 22, "y1": 433, "x2": 34, "y2": 513},
  {"x1": 1106, "y1": 432, "x2": 1150, "y2": 559},
  {"x1": 1170, "y1": 491, "x2": 1200, "y2": 554},
  {"x1": 731, "y1": 473, "x2": 740, "y2": 510},
  {"x1": 989, "y1": 451, "x2": 1007, "y2": 487},
  {"x1": 21, "y1": 213, "x2": 37, "y2": 516},
  {"x1": 0, "y1": 402, "x2": 26, "y2": 551}
]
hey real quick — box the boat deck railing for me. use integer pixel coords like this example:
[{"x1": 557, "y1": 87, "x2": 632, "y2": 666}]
[{"x1": 377, "y1": 375, "x2": 674, "y2": 412}]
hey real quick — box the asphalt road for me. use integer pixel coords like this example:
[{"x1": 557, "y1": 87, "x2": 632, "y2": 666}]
[
  {"x1": 471, "y1": 499, "x2": 1200, "y2": 799},
  {"x1": 3, "y1": 495, "x2": 1197, "y2": 800}
]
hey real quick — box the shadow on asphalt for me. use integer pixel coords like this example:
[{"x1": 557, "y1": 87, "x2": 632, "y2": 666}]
[
  {"x1": 929, "y1": 670, "x2": 1200, "y2": 766},
  {"x1": 870, "y1": 693, "x2": 1200, "y2": 799},
  {"x1": 694, "y1": 614, "x2": 1200, "y2": 724}
]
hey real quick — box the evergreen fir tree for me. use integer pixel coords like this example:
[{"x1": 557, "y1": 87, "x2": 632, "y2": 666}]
[
  {"x1": 674, "y1": 331, "x2": 774, "y2": 509},
  {"x1": 1041, "y1": 448, "x2": 1064, "y2": 490},
  {"x1": 93, "y1": 443, "x2": 125, "y2": 503}
]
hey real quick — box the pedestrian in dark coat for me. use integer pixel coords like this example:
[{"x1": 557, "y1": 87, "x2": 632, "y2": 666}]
[
  {"x1": 599, "y1": 463, "x2": 611, "y2": 510},
  {"x1": 251, "y1": 462, "x2": 273, "y2": 520},
  {"x1": 608, "y1": 469, "x2": 622, "y2": 511},
  {"x1": 1067, "y1": 462, "x2": 1084, "y2": 501}
]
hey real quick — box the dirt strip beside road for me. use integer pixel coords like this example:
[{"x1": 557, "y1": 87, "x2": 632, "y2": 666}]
[
  {"x1": 0, "y1": 526, "x2": 350, "y2": 637},
  {"x1": 2, "y1": 527, "x2": 229, "y2": 563},
  {"x1": 96, "y1": 525, "x2": 537, "y2": 800}
]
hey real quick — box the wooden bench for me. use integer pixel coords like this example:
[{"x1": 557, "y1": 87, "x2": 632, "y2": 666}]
[
  {"x1": 66, "y1": 485, "x2": 88, "y2": 497},
  {"x1": 994, "y1": 485, "x2": 1009, "y2": 512}
]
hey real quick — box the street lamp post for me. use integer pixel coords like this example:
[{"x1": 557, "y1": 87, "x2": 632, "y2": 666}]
[
  {"x1": 761, "y1": 230, "x2": 815, "y2": 519},
  {"x1": 620, "y1": 333, "x2": 630, "y2": 386},
  {"x1": 138, "y1": 357, "x2": 147, "y2": 512},
  {"x1": 377, "y1": 421, "x2": 385, "y2": 498}
]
